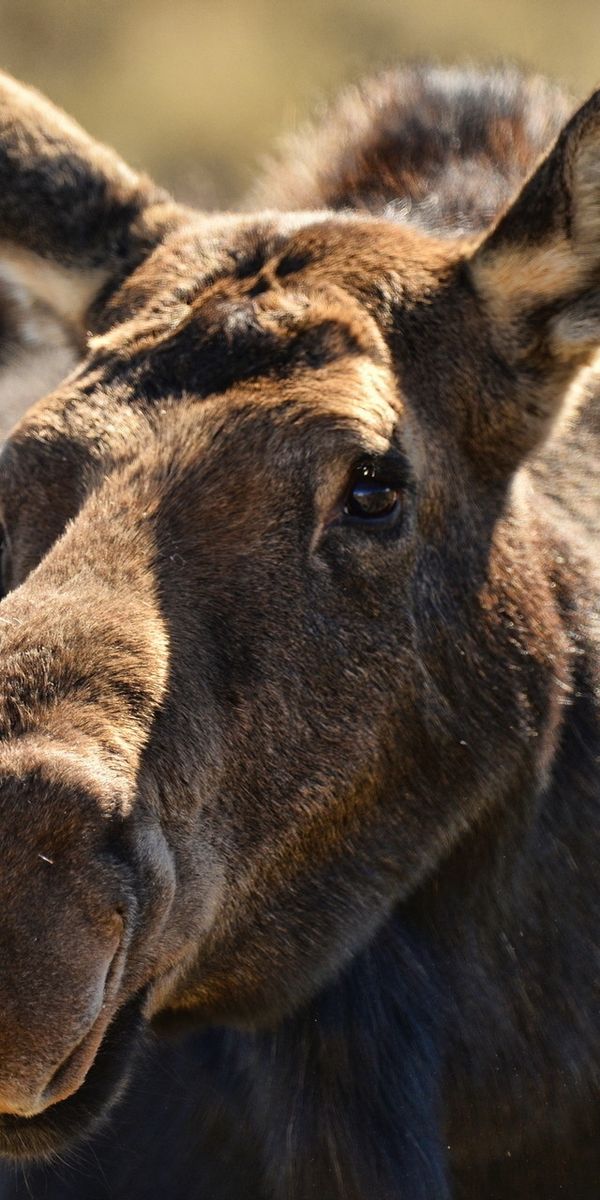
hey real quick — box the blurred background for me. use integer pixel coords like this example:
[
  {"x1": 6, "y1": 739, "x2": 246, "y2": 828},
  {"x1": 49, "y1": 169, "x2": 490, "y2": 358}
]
[
  {"x1": 0, "y1": 0, "x2": 597, "y2": 436},
  {"x1": 0, "y1": 0, "x2": 598, "y2": 207}
]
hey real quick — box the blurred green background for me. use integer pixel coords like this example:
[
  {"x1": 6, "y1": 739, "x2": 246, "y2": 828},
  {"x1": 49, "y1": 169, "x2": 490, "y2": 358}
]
[{"x1": 0, "y1": 0, "x2": 598, "y2": 205}]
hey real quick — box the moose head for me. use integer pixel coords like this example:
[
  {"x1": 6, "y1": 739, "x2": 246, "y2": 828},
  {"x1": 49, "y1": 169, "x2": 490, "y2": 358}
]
[{"x1": 0, "y1": 70, "x2": 597, "y2": 1162}]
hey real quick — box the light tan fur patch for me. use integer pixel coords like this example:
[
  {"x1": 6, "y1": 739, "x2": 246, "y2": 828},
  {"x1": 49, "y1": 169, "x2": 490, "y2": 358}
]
[
  {"x1": 0, "y1": 244, "x2": 108, "y2": 331},
  {"x1": 471, "y1": 237, "x2": 582, "y2": 326}
]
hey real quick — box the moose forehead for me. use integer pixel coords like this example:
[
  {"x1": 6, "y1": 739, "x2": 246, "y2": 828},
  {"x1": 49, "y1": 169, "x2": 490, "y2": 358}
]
[{"x1": 8, "y1": 216, "x2": 456, "y2": 474}]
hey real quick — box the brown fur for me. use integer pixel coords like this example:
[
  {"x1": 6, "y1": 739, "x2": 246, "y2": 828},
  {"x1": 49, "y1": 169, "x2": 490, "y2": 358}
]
[{"x1": 0, "y1": 64, "x2": 597, "y2": 1199}]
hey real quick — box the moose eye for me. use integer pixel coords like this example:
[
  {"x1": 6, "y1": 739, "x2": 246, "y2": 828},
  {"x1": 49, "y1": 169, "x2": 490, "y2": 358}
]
[{"x1": 343, "y1": 459, "x2": 404, "y2": 527}]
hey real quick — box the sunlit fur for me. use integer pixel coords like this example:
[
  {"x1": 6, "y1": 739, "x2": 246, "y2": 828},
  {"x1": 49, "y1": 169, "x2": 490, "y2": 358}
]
[{"x1": 0, "y1": 64, "x2": 598, "y2": 1199}]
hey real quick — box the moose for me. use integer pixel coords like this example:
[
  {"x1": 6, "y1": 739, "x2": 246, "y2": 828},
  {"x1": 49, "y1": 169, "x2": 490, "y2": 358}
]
[{"x1": 0, "y1": 62, "x2": 597, "y2": 1199}]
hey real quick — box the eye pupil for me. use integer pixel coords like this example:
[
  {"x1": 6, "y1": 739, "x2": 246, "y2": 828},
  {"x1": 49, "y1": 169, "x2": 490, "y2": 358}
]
[{"x1": 345, "y1": 481, "x2": 400, "y2": 519}]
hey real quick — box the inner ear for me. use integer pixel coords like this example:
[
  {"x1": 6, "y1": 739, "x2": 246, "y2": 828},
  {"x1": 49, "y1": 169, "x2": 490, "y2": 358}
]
[
  {"x1": 0, "y1": 247, "x2": 109, "y2": 337},
  {"x1": 471, "y1": 89, "x2": 600, "y2": 362},
  {"x1": 465, "y1": 88, "x2": 600, "y2": 466},
  {"x1": 0, "y1": 268, "x2": 79, "y2": 436}
]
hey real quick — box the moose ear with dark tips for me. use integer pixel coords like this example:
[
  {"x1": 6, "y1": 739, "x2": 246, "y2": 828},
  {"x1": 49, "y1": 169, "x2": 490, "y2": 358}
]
[
  {"x1": 469, "y1": 88, "x2": 600, "y2": 456},
  {"x1": 0, "y1": 72, "x2": 177, "y2": 422}
]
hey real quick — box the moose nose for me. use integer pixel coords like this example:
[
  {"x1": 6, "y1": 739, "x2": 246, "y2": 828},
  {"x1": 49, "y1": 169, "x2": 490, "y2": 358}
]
[
  {"x1": 0, "y1": 743, "x2": 130, "y2": 1118},
  {"x1": 0, "y1": 937, "x2": 120, "y2": 1117}
]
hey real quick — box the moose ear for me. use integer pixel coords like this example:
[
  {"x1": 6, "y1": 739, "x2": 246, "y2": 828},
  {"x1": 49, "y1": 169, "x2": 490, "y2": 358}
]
[
  {"x1": 469, "y1": 88, "x2": 600, "y2": 457},
  {"x1": 0, "y1": 71, "x2": 176, "y2": 418}
]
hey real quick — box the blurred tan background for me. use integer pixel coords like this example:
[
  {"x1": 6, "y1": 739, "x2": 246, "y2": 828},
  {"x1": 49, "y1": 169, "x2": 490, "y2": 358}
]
[{"x1": 0, "y1": 0, "x2": 598, "y2": 208}]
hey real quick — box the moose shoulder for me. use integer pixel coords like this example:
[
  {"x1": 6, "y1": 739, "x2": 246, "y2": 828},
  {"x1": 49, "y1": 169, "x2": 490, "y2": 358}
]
[{"x1": 0, "y1": 65, "x2": 598, "y2": 1200}]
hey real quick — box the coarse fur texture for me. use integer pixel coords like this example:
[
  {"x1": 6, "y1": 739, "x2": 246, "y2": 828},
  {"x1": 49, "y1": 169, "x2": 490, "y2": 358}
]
[{"x1": 0, "y1": 63, "x2": 597, "y2": 1199}]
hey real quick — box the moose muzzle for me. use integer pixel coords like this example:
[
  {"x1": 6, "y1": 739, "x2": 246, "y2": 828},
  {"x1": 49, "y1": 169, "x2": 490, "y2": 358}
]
[
  {"x1": 0, "y1": 494, "x2": 170, "y2": 1117},
  {"x1": 0, "y1": 748, "x2": 130, "y2": 1116}
]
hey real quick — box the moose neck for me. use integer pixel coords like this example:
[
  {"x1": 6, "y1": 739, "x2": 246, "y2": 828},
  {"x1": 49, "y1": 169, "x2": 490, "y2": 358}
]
[{"x1": 241, "y1": 915, "x2": 452, "y2": 1200}]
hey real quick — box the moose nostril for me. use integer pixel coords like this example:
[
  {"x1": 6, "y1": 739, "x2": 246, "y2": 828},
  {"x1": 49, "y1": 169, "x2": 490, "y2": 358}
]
[
  {"x1": 0, "y1": 1012, "x2": 105, "y2": 1118},
  {"x1": 0, "y1": 1018, "x2": 102, "y2": 1118},
  {"x1": 0, "y1": 921, "x2": 124, "y2": 1118},
  {"x1": 0, "y1": 747, "x2": 134, "y2": 1119},
  {"x1": 39, "y1": 1016, "x2": 105, "y2": 1111},
  {"x1": 38, "y1": 925, "x2": 125, "y2": 1112}
]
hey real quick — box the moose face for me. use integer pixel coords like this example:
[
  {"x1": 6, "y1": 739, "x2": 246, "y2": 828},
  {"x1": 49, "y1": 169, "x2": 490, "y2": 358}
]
[{"x1": 0, "y1": 72, "x2": 597, "y2": 1158}]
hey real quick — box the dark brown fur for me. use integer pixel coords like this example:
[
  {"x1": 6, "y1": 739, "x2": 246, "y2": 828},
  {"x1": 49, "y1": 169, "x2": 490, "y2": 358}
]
[{"x1": 0, "y1": 65, "x2": 597, "y2": 1199}]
